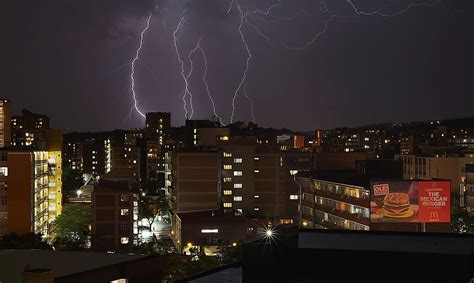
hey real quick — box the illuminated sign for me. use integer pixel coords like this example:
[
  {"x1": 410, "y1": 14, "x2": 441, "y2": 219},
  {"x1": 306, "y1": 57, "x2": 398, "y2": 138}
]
[{"x1": 370, "y1": 180, "x2": 450, "y2": 223}]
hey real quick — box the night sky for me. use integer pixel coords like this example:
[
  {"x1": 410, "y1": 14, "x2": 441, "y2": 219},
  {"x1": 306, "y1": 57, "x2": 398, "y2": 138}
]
[{"x1": 3, "y1": 0, "x2": 473, "y2": 132}]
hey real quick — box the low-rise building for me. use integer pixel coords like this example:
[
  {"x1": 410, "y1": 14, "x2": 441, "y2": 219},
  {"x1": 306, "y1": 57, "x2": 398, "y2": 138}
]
[{"x1": 171, "y1": 209, "x2": 252, "y2": 255}]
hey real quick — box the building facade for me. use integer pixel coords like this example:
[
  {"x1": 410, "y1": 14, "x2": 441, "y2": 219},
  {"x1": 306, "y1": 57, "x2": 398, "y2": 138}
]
[
  {"x1": 91, "y1": 179, "x2": 138, "y2": 251},
  {"x1": 168, "y1": 151, "x2": 220, "y2": 213},
  {"x1": 396, "y1": 155, "x2": 474, "y2": 195},
  {"x1": 296, "y1": 173, "x2": 370, "y2": 231},
  {"x1": 0, "y1": 99, "x2": 11, "y2": 148}
]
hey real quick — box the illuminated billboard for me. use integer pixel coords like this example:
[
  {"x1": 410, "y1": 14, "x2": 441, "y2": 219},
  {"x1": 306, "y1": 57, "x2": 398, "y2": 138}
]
[{"x1": 370, "y1": 180, "x2": 450, "y2": 223}]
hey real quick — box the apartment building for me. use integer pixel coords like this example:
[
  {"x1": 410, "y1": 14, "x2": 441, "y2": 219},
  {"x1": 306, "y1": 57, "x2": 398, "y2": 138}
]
[
  {"x1": 396, "y1": 155, "x2": 474, "y2": 194},
  {"x1": 168, "y1": 151, "x2": 220, "y2": 213},
  {"x1": 91, "y1": 179, "x2": 139, "y2": 252},
  {"x1": 465, "y1": 164, "x2": 474, "y2": 211},
  {"x1": 2, "y1": 150, "x2": 62, "y2": 237},
  {"x1": 11, "y1": 109, "x2": 50, "y2": 148},
  {"x1": 0, "y1": 99, "x2": 11, "y2": 148},
  {"x1": 295, "y1": 172, "x2": 371, "y2": 231}
]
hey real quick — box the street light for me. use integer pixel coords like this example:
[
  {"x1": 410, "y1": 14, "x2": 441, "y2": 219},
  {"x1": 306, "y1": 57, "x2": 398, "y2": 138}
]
[{"x1": 266, "y1": 229, "x2": 273, "y2": 237}]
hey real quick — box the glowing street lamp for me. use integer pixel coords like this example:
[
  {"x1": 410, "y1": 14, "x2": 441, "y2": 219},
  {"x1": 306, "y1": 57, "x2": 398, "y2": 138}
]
[{"x1": 265, "y1": 229, "x2": 273, "y2": 237}]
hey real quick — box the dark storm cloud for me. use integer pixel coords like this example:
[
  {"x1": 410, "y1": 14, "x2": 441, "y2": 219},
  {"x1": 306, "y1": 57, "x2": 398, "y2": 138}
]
[{"x1": 2, "y1": 0, "x2": 473, "y2": 131}]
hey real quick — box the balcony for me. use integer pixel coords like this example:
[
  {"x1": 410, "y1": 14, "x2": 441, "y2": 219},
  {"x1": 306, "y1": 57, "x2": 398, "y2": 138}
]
[
  {"x1": 313, "y1": 218, "x2": 343, "y2": 230},
  {"x1": 313, "y1": 189, "x2": 369, "y2": 208},
  {"x1": 313, "y1": 203, "x2": 369, "y2": 226},
  {"x1": 301, "y1": 199, "x2": 313, "y2": 208}
]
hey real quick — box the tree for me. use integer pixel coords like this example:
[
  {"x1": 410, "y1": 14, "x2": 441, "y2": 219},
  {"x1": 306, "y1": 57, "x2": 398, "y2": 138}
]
[
  {"x1": 451, "y1": 204, "x2": 474, "y2": 234},
  {"x1": 139, "y1": 195, "x2": 170, "y2": 231},
  {"x1": 133, "y1": 235, "x2": 176, "y2": 255},
  {"x1": 52, "y1": 203, "x2": 91, "y2": 249},
  {"x1": 217, "y1": 241, "x2": 243, "y2": 264},
  {"x1": 163, "y1": 255, "x2": 221, "y2": 282}
]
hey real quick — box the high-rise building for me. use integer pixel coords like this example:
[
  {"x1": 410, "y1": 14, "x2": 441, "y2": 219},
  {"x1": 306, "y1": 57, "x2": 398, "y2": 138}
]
[
  {"x1": 184, "y1": 119, "x2": 219, "y2": 148},
  {"x1": 0, "y1": 99, "x2": 11, "y2": 148},
  {"x1": 145, "y1": 112, "x2": 171, "y2": 145},
  {"x1": 0, "y1": 129, "x2": 63, "y2": 237},
  {"x1": 3, "y1": 150, "x2": 62, "y2": 237},
  {"x1": 11, "y1": 109, "x2": 50, "y2": 148},
  {"x1": 104, "y1": 136, "x2": 140, "y2": 183},
  {"x1": 169, "y1": 151, "x2": 220, "y2": 213}
]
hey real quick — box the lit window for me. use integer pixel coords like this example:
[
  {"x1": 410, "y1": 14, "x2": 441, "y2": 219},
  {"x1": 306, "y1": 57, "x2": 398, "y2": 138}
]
[
  {"x1": 224, "y1": 190, "x2": 232, "y2": 195},
  {"x1": 234, "y1": 158, "x2": 242, "y2": 163},
  {"x1": 234, "y1": 171, "x2": 242, "y2": 176},
  {"x1": 254, "y1": 207, "x2": 260, "y2": 211},
  {"x1": 201, "y1": 229, "x2": 218, "y2": 233},
  {"x1": 219, "y1": 136, "x2": 229, "y2": 141},
  {"x1": 234, "y1": 183, "x2": 242, "y2": 189},
  {"x1": 121, "y1": 237, "x2": 129, "y2": 244},
  {"x1": 133, "y1": 160, "x2": 137, "y2": 164},
  {"x1": 223, "y1": 164, "x2": 233, "y2": 170},
  {"x1": 223, "y1": 152, "x2": 232, "y2": 157},
  {"x1": 254, "y1": 170, "x2": 259, "y2": 173},
  {"x1": 223, "y1": 202, "x2": 232, "y2": 208},
  {"x1": 290, "y1": 195, "x2": 299, "y2": 200},
  {"x1": 289, "y1": 170, "x2": 298, "y2": 175},
  {"x1": 120, "y1": 209, "x2": 129, "y2": 216},
  {"x1": 254, "y1": 195, "x2": 260, "y2": 198},
  {"x1": 233, "y1": 196, "x2": 243, "y2": 201},
  {"x1": 223, "y1": 177, "x2": 232, "y2": 182},
  {"x1": 254, "y1": 157, "x2": 259, "y2": 161}
]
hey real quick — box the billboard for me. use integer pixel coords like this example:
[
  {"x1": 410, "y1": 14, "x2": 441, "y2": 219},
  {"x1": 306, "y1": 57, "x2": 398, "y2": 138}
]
[{"x1": 370, "y1": 180, "x2": 450, "y2": 223}]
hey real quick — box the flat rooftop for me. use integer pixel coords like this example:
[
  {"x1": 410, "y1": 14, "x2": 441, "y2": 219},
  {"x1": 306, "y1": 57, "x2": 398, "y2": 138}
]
[
  {"x1": 0, "y1": 250, "x2": 145, "y2": 282},
  {"x1": 299, "y1": 230, "x2": 474, "y2": 255}
]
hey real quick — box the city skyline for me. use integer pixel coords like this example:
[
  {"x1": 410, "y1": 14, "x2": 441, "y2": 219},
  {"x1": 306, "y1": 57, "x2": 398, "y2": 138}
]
[{"x1": 3, "y1": 0, "x2": 472, "y2": 132}]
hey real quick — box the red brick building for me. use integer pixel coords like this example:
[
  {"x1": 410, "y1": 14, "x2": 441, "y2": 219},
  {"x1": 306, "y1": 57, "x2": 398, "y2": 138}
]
[{"x1": 91, "y1": 179, "x2": 139, "y2": 251}]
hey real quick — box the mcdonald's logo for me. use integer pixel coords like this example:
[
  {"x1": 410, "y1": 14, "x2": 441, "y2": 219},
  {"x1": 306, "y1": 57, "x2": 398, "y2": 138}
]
[{"x1": 430, "y1": 211, "x2": 439, "y2": 219}]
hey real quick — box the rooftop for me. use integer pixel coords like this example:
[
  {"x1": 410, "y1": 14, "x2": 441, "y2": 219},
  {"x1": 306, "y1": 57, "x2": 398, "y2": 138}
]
[
  {"x1": 297, "y1": 170, "x2": 372, "y2": 188},
  {"x1": 0, "y1": 250, "x2": 145, "y2": 282}
]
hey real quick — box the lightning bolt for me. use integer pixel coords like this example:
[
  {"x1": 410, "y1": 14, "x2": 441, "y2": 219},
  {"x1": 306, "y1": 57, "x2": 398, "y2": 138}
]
[
  {"x1": 128, "y1": 0, "x2": 440, "y2": 126},
  {"x1": 230, "y1": 2, "x2": 253, "y2": 124},
  {"x1": 346, "y1": 0, "x2": 439, "y2": 17},
  {"x1": 130, "y1": 13, "x2": 152, "y2": 119},
  {"x1": 227, "y1": 0, "x2": 235, "y2": 14},
  {"x1": 185, "y1": 38, "x2": 203, "y2": 119},
  {"x1": 198, "y1": 43, "x2": 225, "y2": 126},
  {"x1": 243, "y1": 83, "x2": 256, "y2": 123},
  {"x1": 172, "y1": 15, "x2": 192, "y2": 119}
]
